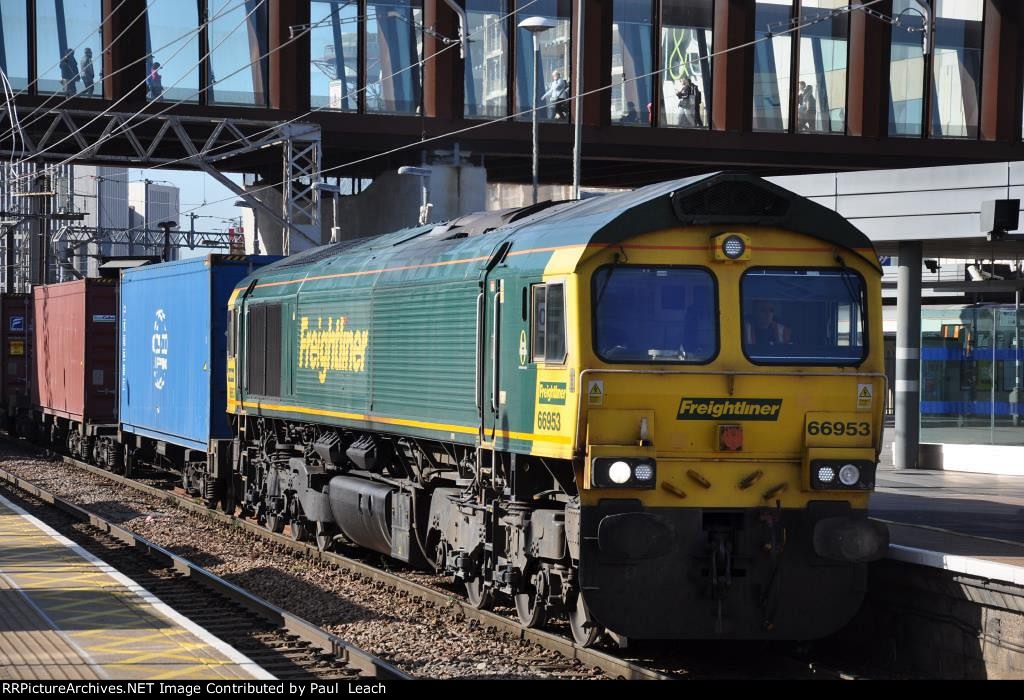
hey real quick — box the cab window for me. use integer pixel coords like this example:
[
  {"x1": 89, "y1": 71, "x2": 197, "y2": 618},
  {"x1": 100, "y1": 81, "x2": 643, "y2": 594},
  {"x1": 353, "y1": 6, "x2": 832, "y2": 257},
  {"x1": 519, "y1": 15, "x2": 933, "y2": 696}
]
[
  {"x1": 532, "y1": 283, "x2": 567, "y2": 363},
  {"x1": 592, "y1": 266, "x2": 717, "y2": 363},
  {"x1": 741, "y1": 267, "x2": 866, "y2": 365}
]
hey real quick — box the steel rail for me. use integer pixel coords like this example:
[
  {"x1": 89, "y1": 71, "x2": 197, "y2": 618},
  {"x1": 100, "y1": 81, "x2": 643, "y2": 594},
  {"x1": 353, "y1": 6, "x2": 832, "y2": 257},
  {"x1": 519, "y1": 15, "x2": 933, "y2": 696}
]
[
  {"x1": 0, "y1": 464, "x2": 411, "y2": 681},
  {"x1": 14, "y1": 448, "x2": 671, "y2": 680}
]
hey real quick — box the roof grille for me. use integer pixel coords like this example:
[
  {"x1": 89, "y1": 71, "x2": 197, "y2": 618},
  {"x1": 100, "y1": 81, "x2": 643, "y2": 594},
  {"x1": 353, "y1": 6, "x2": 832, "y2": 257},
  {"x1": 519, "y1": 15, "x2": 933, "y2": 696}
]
[
  {"x1": 272, "y1": 239, "x2": 367, "y2": 268},
  {"x1": 672, "y1": 181, "x2": 790, "y2": 219}
]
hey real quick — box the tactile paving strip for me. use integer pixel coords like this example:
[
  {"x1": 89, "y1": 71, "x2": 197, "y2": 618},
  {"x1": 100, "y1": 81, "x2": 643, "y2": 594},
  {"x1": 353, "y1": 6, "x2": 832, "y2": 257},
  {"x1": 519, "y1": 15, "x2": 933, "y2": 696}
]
[{"x1": 0, "y1": 494, "x2": 272, "y2": 680}]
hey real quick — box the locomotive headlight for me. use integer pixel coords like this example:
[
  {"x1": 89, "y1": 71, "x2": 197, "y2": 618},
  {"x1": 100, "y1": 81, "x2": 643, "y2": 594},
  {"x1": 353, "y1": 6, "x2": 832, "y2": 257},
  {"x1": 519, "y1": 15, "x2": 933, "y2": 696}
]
[
  {"x1": 838, "y1": 464, "x2": 861, "y2": 486},
  {"x1": 712, "y1": 232, "x2": 751, "y2": 262},
  {"x1": 592, "y1": 458, "x2": 657, "y2": 488},
  {"x1": 608, "y1": 461, "x2": 632, "y2": 484},
  {"x1": 633, "y1": 463, "x2": 654, "y2": 482},
  {"x1": 722, "y1": 235, "x2": 746, "y2": 260},
  {"x1": 816, "y1": 465, "x2": 836, "y2": 484}
]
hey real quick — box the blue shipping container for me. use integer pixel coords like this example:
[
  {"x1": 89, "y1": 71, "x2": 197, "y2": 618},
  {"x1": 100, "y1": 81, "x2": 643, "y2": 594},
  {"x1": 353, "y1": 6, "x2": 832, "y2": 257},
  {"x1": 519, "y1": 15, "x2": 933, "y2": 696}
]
[{"x1": 119, "y1": 255, "x2": 280, "y2": 452}]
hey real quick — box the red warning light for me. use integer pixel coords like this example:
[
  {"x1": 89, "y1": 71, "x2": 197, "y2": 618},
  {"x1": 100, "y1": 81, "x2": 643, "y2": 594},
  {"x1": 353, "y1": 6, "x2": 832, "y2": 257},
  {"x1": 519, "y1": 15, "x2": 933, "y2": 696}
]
[{"x1": 719, "y1": 424, "x2": 743, "y2": 451}]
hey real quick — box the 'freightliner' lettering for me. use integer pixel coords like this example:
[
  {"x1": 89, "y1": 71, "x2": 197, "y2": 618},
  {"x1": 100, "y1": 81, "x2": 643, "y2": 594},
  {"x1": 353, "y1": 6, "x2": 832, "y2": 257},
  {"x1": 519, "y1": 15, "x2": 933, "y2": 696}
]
[{"x1": 677, "y1": 398, "x2": 783, "y2": 421}]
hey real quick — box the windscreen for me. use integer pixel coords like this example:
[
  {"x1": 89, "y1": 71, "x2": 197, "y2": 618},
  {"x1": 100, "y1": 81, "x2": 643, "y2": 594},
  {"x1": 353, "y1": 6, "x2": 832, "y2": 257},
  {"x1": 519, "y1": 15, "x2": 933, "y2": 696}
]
[
  {"x1": 593, "y1": 266, "x2": 717, "y2": 363},
  {"x1": 741, "y1": 267, "x2": 867, "y2": 365}
]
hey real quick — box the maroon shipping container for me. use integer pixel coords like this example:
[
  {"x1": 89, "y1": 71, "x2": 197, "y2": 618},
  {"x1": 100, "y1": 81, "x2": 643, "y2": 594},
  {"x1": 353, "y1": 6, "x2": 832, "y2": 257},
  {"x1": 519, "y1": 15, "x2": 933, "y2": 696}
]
[
  {"x1": 32, "y1": 279, "x2": 118, "y2": 425},
  {"x1": 0, "y1": 293, "x2": 31, "y2": 424}
]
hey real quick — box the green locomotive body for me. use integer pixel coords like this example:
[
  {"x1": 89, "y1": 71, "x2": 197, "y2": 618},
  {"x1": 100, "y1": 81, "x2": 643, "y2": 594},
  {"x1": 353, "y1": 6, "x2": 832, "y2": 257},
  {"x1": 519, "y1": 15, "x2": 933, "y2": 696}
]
[{"x1": 227, "y1": 173, "x2": 888, "y2": 644}]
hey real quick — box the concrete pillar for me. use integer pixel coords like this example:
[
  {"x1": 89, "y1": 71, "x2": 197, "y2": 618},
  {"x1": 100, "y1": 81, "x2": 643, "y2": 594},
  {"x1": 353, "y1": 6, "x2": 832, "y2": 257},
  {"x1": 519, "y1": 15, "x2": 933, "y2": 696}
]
[{"x1": 895, "y1": 241, "x2": 922, "y2": 469}]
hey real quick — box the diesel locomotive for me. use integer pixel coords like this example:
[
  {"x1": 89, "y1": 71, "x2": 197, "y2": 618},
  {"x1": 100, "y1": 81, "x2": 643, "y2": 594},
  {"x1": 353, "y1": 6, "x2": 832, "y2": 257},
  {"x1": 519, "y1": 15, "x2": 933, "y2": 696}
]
[{"x1": 224, "y1": 172, "x2": 890, "y2": 645}]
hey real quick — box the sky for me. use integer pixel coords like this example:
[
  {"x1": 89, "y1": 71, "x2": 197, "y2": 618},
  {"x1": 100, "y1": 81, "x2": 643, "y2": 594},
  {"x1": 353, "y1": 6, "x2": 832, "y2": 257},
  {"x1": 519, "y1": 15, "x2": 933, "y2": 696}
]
[{"x1": 129, "y1": 167, "x2": 244, "y2": 233}]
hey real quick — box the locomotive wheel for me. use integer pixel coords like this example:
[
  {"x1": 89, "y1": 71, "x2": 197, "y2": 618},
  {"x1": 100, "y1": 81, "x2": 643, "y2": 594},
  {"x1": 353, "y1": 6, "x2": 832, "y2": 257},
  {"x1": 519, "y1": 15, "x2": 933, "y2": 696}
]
[
  {"x1": 314, "y1": 522, "x2": 336, "y2": 552},
  {"x1": 265, "y1": 511, "x2": 285, "y2": 534},
  {"x1": 289, "y1": 518, "x2": 308, "y2": 542},
  {"x1": 464, "y1": 577, "x2": 494, "y2": 611},
  {"x1": 202, "y1": 477, "x2": 220, "y2": 510},
  {"x1": 220, "y1": 479, "x2": 237, "y2": 515},
  {"x1": 514, "y1": 570, "x2": 547, "y2": 628},
  {"x1": 514, "y1": 589, "x2": 546, "y2": 629},
  {"x1": 568, "y1": 595, "x2": 603, "y2": 648}
]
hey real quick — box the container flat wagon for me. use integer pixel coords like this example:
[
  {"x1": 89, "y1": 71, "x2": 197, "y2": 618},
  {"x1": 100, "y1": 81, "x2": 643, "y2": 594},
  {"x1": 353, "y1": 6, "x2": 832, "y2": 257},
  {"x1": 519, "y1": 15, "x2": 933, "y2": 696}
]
[
  {"x1": 0, "y1": 293, "x2": 30, "y2": 431},
  {"x1": 113, "y1": 255, "x2": 280, "y2": 501},
  {"x1": 30, "y1": 278, "x2": 118, "y2": 457}
]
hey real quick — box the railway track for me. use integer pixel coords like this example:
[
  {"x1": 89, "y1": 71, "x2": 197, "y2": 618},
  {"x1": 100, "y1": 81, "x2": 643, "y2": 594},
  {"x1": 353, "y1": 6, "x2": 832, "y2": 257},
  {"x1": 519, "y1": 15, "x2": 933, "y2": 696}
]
[
  {"x1": 0, "y1": 464, "x2": 410, "y2": 681},
  {"x1": 0, "y1": 440, "x2": 879, "y2": 679}
]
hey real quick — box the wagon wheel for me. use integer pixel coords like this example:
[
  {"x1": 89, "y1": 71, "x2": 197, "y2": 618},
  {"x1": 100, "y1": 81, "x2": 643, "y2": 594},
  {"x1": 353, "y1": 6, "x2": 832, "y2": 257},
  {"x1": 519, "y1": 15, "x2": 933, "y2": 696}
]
[
  {"x1": 514, "y1": 571, "x2": 547, "y2": 629},
  {"x1": 314, "y1": 521, "x2": 337, "y2": 552},
  {"x1": 464, "y1": 577, "x2": 494, "y2": 611},
  {"x1": 568, "y1": 594, "x2": 603, "y2": 648}
]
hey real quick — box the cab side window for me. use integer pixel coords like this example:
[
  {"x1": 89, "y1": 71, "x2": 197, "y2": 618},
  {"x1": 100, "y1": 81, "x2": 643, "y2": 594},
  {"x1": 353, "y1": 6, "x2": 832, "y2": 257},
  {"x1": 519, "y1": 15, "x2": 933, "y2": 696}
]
[{"x1": 531, "y1": 283, "x2": 566, "y2": 363}]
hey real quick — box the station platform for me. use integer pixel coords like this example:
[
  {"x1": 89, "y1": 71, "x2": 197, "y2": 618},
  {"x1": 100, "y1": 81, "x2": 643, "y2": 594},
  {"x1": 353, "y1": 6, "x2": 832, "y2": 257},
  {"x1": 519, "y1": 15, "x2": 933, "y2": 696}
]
[
  {"x1": 0, "y1": 493, "x2": 272, "y2": 680},
  {"x1": 872, "y1": 466, "x2": 1024, "y2": 583}
]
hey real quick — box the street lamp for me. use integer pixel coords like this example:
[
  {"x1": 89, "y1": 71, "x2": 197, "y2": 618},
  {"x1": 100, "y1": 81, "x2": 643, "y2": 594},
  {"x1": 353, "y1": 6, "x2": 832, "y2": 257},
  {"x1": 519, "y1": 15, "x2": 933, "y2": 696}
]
[
  {"x1": 397, "y1": 166, "x2": 433, "y2": 226},
  {"x1": 315, "y1": 183, "x2": 343, "y2": 243},
  {"x1": 517, "y1": 16, "x2": 555, "y2": 205},
  {"x1": 156, "y1": 220, "x2": 177, "y2": 262}
]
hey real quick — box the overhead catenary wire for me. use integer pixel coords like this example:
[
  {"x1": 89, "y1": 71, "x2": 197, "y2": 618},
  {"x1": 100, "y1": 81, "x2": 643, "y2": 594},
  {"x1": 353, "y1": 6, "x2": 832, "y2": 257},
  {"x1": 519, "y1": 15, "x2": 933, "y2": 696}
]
[
  {"x1": 169, "y1": 0, "x2": 889, "y2": 226},
  {"x1": 3, "y1": 0, "x2": 261, "y2": 185}
]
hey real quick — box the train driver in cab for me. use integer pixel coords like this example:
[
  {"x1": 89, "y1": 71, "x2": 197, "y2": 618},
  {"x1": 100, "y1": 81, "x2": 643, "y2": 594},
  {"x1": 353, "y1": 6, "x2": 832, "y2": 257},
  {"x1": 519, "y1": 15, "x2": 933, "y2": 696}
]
[{"x1": 744, "y1": 300, "x2": 791, "y2": 347}]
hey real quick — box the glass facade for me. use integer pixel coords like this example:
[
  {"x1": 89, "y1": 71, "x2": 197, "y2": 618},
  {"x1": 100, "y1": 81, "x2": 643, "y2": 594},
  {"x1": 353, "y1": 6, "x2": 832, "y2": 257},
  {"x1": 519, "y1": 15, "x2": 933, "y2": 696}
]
[
  {"x1": 365, "y1": 0, "x2": 423, "y2": 114},
  {"x1": 464, "y1": 0, "x2": 508, "y2": 118},
  {"x1": 0, "y1": 0, "x2": 29, "y2": 90},
  {"x1": 146, "y1": 1, "x2": 201, "y2": 102},
  {"x1": 35, "y1": 0, "x2": 103, "y2": 97},
  {"x1": 797, "y1": 1, "x2": 849, "y2": 134},
  {"x1": 930, "y1": 0, "x2": 983, "y2": 138},
  {"x1": 611, "y1": 0, "x2": 653, "y2": 126},
  {"x1": 920, "y1": 305, "x2": 1024, "y2": 446},
  {"x1": 660, "y1": 0, "x2": 712, "y2": 129},
  {"x1": 752, "y1": 0, "x2": 793, "y2": 131},
  {"x1": 207, "y1": 0, "x2": 269, "y2": 106},
  {"x1": 514, "y1": 0, "x2": 571, "y2": 122},
  {"x1": 310, "y1": 0, "x2": 359, "y2": 111}
]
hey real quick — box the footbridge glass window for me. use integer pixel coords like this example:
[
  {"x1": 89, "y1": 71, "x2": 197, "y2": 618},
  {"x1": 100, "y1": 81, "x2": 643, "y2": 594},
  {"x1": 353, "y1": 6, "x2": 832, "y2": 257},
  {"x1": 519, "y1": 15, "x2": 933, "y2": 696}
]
[
  {"x1": 593, "y1": 266, "x2": 717, "y2": 364},
  {"x1": 0, "y1": 1, "x2": 29, "y2": 90},
  {"x1": 366, "y1": 0, "x2": 423, "y2": 114},
  {"x1": 888, "y1": 0, "x2": 926, "y2": 136},
  {"x1": 35, "y1": 0, "x2": 103, "y2": 97},
  {"x1": 514, "y1": 0, "x2": 572, "y2": 123},
  {"x1": 464, "y1": 0, "x2": 508, "y2": 119},
  {"x1": 929, "y1": 0, "x2": 982, "y2": 139},
  {"x1": 741, "y1": 268, "x2": 866, "y2": 365},
  {"x1": 796, "y1": 1, "x2": 850, "y2": 134},
  {"x1": 660, "y1": 0, "x2": 713, "y2": 130},
  {"x1": 611, "y1": 0, "x2": 653, "y2": 126},
  {"x1": 145, "y1": 1, "x2": 200, "y2": 102},
  {"x1": 752, "y1": 0, "x2": 794, "y2": 132},
  {"x1": 207, "y1": 0, "x2": 269, "y2": 106},
  {"x1": 310, "y1": 0, "x2": 360, "y2": 111}
]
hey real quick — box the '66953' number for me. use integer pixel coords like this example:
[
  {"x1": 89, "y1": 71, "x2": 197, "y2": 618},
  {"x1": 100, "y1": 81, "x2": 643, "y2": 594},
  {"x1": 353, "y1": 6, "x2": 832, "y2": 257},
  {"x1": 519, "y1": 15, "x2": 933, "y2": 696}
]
[{"x1": 806, "y1": 420, "x2": 870, "y2": 437}]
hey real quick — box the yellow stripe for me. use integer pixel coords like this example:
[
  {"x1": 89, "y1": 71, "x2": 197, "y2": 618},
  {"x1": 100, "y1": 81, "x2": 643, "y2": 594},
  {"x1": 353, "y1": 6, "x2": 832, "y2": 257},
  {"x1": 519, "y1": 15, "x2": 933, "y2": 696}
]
[{"x1": 239, "y1": 401, "x2": 571, "y2": 444}]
